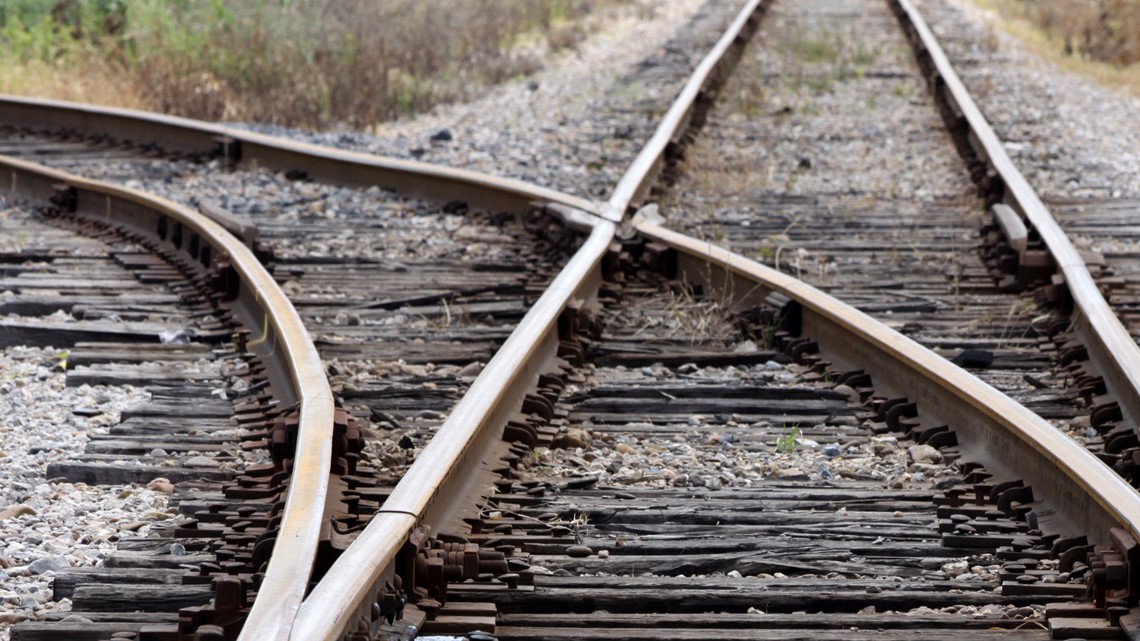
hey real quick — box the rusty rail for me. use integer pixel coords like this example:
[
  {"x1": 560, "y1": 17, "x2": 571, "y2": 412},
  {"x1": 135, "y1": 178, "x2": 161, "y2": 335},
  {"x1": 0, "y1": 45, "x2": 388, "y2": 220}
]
[
  {"x1": 605, "y1": 0, "x2": 767, "y2": 219},
  {"x1": 6, "y1": 0, "x2": 1140, "y2": 633},
  {"x1": 0, "y1": 154, "x2": 334, "y2": 639},
  {"x1": 0, "y1": 93, "x2": 612, "y2": 641},
  {"x1": 635, "y1": 216, "x2": 1140, "y2": 546},
  {"x1": 291, "y1": 212, "x2": 613, "y2": 640},
  {"x1": 0, "y1": 95, "x2": 599, "y2": 218},
  {"x1": 280, "y1": 0, "x2": 1140, "y2": 636},
  {"x1": 284, "y1": 0, "x2": 771, "y2": 638},
  {"x1": 890, "y1": 0, "x2": 1140, "y2": 434},
  {"x1": 601, "y1": 0, "x2": 1140, "y2": 549}
]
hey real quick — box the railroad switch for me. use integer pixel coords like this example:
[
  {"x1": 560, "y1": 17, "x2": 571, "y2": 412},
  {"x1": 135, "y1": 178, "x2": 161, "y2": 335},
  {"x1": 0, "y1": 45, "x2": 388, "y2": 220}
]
[{"x1": 980, "y1": 203, "x2": 1058, "y2": 294}]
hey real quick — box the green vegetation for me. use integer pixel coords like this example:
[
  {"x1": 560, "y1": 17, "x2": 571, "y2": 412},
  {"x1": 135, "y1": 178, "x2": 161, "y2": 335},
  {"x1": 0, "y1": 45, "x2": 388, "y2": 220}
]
[
  {"x1": 793, "y1": 34, "x2": 841, "y2": 64},
  {"x1": 0, "y1": 0, "x2": 622, "y2": 128},
  {"x1": 775, "y1": 426, "x2": 800, "y2": 454}
]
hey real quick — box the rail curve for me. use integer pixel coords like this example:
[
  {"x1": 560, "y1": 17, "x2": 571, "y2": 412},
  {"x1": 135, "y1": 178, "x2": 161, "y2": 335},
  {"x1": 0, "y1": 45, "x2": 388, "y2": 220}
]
[
  {"x1": 3, "y1": 0, "x2": 1140, "y2": 638},
  {"x1": 288, "y1": 0, "x2": 1140, "y2": 638},
  {"x1": 0, "y1": 153, "x2": 333, "y2": 639},
  {"x1": 0, "y1": 94, "x2": 599, "y2": 218}
]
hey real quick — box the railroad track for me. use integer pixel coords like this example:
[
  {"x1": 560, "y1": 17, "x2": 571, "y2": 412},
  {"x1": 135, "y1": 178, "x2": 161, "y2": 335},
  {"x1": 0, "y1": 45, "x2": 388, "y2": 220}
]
[
  {"x1": 1, "y1": 0, "x2": 1140, "y2": 640},
  {"x1": 0, "y1": 154, "x2": 333, "y2": 640}
]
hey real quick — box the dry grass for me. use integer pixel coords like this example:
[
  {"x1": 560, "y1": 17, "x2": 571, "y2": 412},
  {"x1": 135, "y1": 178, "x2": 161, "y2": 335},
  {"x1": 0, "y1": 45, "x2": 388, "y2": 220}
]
[
  {"x1": 968, "y1": 0, "x2": 1140, "y2": 95},
  {"x1": 0, "y1": 0, "x2": 626, "y2": 129},
  {"x1": 624, "y1": 280, "x2": 741, "y2": 347},
  {"x1": 0, "y1": 56, "x2": 147, "y2": 109},
  {"x1": 720, "y1": 23, "x2": 880, "y2": 116},
  {"x1": 665, "y1": 286, "x2": 739, "y2": 345},
  {"x1": 1012, "y1": 0, "x2": 1140, "y2": 65},
  {"x1": 683, "y1": 142, "x2": 773, "y2": 194}
]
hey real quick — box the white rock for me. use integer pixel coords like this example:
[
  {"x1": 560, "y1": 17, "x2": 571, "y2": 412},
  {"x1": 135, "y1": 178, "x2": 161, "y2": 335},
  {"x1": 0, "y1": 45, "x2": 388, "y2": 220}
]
[
  {"x1": 27, "y1": 556, "x2": 67, "y2": 575},
  {"x1": 907, "y1": 444, "x2": 942, "y2": 464},
  {"x1": 184, "y1": 456, "x2": 219, "y2": 468}
]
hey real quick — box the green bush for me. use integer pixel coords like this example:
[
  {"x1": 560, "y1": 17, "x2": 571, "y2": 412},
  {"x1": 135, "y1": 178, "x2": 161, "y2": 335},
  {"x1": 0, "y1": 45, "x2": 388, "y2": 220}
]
[{"x1": 0, "y1": 0, "x2": 617, "y2": 128}]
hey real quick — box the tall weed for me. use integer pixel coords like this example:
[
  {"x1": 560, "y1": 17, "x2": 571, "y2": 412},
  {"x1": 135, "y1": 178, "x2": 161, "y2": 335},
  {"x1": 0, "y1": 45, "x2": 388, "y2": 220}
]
[
  {"x1": 0, "y1": 0, "x2": 619, "y2": 128},
  {"x1": 1013, "y1": 0, "x2": 1140, "y2": 66}
]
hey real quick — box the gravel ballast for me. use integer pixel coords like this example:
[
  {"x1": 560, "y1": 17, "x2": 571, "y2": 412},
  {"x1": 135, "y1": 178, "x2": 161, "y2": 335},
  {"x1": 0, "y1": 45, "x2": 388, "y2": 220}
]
[
  {"x1": 0, "y1": 346, "x2": 163, "y2": 638},
  {"x1": 914, "y1": 0, "x2": 1140, "y2": 200},
  {"x1": 231, "y1": 0, "x2": 746, "y2": 200}
]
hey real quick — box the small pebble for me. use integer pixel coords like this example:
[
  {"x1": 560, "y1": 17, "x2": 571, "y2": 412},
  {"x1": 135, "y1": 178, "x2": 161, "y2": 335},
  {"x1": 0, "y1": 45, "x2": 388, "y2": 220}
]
[
  {"x1": 0, "y1": 504, "x2": 37, "y2": 520},
  {"x1": 566, "y1": 545, "x2": 593, "y2": 558},
  {"x1": 147, "y1": 478, "x2": 175, "y2": 495},
  {"x1": 553, "y1": 428, "x2": 591, "y2": 450}
]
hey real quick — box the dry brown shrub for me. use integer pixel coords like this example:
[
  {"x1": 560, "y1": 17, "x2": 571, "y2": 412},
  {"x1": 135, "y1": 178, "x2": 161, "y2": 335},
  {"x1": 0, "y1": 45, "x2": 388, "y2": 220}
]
[
  {"x1": 1018, "y1": 0, "x2": 1140, "y2": 66},
  {"x1": 129, "y1": 0, "x2": 621, "y2": 128},
  {"x1": 0, "y1": 56, "x2": 147, "y2": 110},
  {"x1": 2, "y1": 0, "x2": 623, "y2": 129}
]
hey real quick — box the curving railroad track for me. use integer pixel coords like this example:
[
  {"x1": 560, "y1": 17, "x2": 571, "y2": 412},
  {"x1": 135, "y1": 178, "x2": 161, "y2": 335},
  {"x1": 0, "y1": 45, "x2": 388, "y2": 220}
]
[{"x1": 1, "y1": 0, "x2": 1140, "y2": 640}]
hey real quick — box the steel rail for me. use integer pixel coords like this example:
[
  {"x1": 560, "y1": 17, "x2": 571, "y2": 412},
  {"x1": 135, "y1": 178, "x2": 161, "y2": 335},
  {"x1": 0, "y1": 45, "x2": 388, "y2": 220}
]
[
  {"x1": 0, "y1": 153, "x2": 335, "y2": 641},
  {"x1": 9, "y1": 0, "x2": 1140, "y2": 634},
  {"x1": 0, "y1": 86, "x2": 615, "y2": 641},
  {"x1": 0, "y1": 91, "x2": 617, "y2": 641},
  {"x1": 605, "y1": 0, "x2": 766, "y2": 219},
  {"x1": 602, "y1": 0, "x2": 1140, "y2": 547},
  {"x1": 285, "y1": 0, "x2": 770, "y2": 637},
  {"x1": 635, "y1": 217, "x2": 1140, "y2": 545},
  {"x1": 291, "y1": 214, "x2": 613, "y2": 640},
  {"x1": 891, "y1": 0, "x2": 1140, "y2": 433},
  {"x1": 0, "y1": 95, "x2": 600, "y2": 218}
]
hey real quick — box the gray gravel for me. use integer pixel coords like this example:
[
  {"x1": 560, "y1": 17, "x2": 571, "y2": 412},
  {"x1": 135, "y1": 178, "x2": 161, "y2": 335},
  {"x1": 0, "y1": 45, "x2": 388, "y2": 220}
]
[
  {"x1": 8, "y1": 0, "x2": 1118, "y2": 634},
  {"x1": 0, "y1": 205, "x2": 248, "y2": 639},
  {"x1": 666, "y1": 0, "x2": 974, "y2": 215},
  {"x1": 538, "y1": 361, "x2": 941, "y2": 490},
  {"x1": 14, "y1": 2, "x2": 756, "y2": 511},
  {"x1": 914, "y1": 0, "x2": 1140, "y2": 199},
  {"x1": 0, "y1": 346, "x2": 163, "y2": 637},
  {"x1": 230, "y1": 0, "x2": 746, "y2": 200}
]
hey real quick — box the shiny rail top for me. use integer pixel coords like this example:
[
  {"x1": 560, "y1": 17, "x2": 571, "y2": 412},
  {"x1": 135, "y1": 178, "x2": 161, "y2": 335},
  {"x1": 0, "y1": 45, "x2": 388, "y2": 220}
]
[
  {"x1": 0, "y1": 153, "x2": 335, "y2": 641},
  {"x1": 636, "y1": 216, "x2": 1140, "y2": 547},
  {"x1": 0, "y1": 94, "x2": 600, "y2": 218},
  {"x1": 892, "y1": 0, "x2": 1140, "y2": 433},
  {"x1": 285, "y1": 0, "x2": 770, "y2": 636},
  {"x1": 7, "y1": 0, "x2": 1140, "y2": 635}
]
